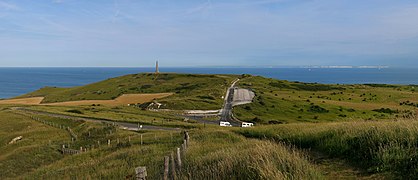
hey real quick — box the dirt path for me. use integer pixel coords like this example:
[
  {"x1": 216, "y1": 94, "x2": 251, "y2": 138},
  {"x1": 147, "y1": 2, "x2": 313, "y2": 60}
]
[{"x1": 309, "y1": 150, "x2": 389, "y2": 179}]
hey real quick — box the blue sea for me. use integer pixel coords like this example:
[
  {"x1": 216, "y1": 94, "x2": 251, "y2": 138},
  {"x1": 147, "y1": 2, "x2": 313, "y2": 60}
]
[{"x1": 0, "y1": 67, "x2": 417, "y2": 99}]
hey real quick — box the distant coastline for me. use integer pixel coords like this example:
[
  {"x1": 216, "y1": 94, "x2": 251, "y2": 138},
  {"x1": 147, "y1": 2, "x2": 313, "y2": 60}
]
[
  {"x1": 0, "y1": 67, "x2": 416, "y2": 99},
  {"x1": 299, "y1": 66, "x2": 389, "y2": 69}
]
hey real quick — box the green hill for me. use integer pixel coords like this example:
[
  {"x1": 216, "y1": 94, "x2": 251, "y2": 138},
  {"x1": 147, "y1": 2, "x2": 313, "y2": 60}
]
[
  {"x1": 18, "y1": 73, "x2": 417, "y2": 124},
  {"x1": 18, "y1": 73, "x2": 238, "y2": 110},
  {"x1": 233, "y1": 75, "x2": 417, "y2": 124},
  {"x1": 2, "y1": 73, "x2": 418, "y2": 179}
]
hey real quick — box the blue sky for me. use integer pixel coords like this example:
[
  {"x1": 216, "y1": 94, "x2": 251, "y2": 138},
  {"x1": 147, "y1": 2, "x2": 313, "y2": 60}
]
[{"x1": 0, "y1": 0, "x2": 418, "y2": 67}]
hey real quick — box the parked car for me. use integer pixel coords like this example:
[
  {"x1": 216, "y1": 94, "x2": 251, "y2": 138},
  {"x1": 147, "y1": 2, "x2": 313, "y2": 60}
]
[
  {"x1": 219, "y1": 121, "x2": 232, "y2": 127},
  {"x1": 241, "y1": 122, "x2": 254, "y2": 127}
]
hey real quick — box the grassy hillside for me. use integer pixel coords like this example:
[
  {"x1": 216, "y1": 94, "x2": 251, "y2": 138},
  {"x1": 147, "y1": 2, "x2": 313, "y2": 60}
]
[
  {"x1": 0, "y1": 108, "x2": 185, "y2": 179},
  {"x1": 0, "y1": 111, "x2": 68, "y2": 178},
  {"x1": 19, "y1": 73, "x2": 238, "y2": 110},
  {"x1": 237, "y1": 118, "x2": 418, "y2": 178},
  {"x1": 234, "y1": 75, "x2": 417, "y2": 124},
  {"x1": 0, "y1": 108, "x2": 323, "y2": 179},
  {"x1": 181, "y1": 129, "x2": 323, "y2": 179},
  {"x1": 27, "y1": 105, "x2": 200, "y2": 129},
  {"x1": 3, "y1": 104, "x2": 418, "y2": 178}
]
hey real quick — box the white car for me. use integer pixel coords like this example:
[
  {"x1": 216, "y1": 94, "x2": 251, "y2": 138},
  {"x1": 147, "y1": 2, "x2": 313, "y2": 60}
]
[
  {"x1": 241, "y1": 122, "x2": 254, "y2": 127},
  {"x1": 219, "y1": 121, "x2": 232, "y2": 127}
]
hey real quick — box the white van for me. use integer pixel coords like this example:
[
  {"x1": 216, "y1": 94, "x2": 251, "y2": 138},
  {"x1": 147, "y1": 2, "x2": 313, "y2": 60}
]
[
  {"x1": 219, "y1": 121, "x2": 232, "y2": 127},
  {"x1": 241, "y1": 122, "x2": 254, "y2": 127}
]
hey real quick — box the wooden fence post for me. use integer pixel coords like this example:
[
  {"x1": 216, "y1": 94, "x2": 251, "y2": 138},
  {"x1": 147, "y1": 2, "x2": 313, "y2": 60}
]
[
  {"x1": 176, "y1": 147, "x2": 182, "y2": 169},
  {"x1": 170, "y1": 152, "x2": 177, "y2": 180},
  {"x1": 141, "y1": 134, "x2": 143, "y2": 145},
  {"x1": 184, "y1": 131, "x2": 190, "y2": 144},
  {"x1": 164, "y1": 156, "x2": 169, "y2": 180},
  {"x1": 135, "y1": 166, "x2": 147, "y2": 180}
]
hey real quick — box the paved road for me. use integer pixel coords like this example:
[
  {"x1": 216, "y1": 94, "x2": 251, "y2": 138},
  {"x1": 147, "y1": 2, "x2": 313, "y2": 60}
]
[
  {"x1": 219, "y1": 79, "x2": 243, "y2": 126},
  {"x1": 12, "y1": 107, "x2": 181, "y2": 131}
]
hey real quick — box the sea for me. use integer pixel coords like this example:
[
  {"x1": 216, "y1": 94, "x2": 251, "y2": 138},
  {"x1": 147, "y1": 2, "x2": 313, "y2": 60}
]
[{"x1": 0, "y1": 67, "x2": 417, "y2": 99}]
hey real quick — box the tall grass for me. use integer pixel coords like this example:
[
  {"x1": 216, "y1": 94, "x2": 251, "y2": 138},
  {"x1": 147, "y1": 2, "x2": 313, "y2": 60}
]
[
  {"x1": 0, "y1": 110, "x2": 185, "y2": 179},
  {"x1": 237, "y1": 118, "x2": 418, "y2": 178},
  {"x1": 181, "y1": 129, "x2": 322, "y2": 180}
]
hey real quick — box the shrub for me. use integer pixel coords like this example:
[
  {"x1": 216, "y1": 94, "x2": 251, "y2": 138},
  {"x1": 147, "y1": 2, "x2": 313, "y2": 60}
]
[
  {"x1": 308, "y1": 105, "x2": 329, "y2": 113},
  {"x1": 66, "y1": 109, "x2": 83, "y2": 114},
  {"x1": 372, "y1": 108, "x2": 398, "y2": 114}
]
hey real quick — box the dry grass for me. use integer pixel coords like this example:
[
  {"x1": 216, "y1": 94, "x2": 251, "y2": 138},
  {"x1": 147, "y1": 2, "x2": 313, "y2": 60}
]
[
  {"x1": 0, "y1": 93, "x2": 173, "y2": 106},
  {"x1": 0, "y1": 97, "x2": 44, "y2": 105},
  {"x1": 181, "y1": 129, "x2": 322, "y2": 180},
  {"x1": 45, "y1": 93, "x2": 173, "y2": 106}
]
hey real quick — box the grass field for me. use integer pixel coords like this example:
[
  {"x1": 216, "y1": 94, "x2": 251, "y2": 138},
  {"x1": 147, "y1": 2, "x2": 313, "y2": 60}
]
[
  {"x1": 234, "y1": 75, "x2": 417, "y2": 124},
  {"x1": 0, "y1": 97, "x2": 44, "y2": 105},
  {"x1": 2, "y1": 73, "x2": 418, "y2": 179},
  {"x1": 0, "y1": 111, "x2": 68, "y2": 178},
  {"x1": 14, "y1": 73, "x2": 417, "y2": 124},
  {"x1": 0, "y1": 93, "x2": 173, "y2": 106},
  {"x1": 0, "y1": 108, "x2": 185, "y2": 179},
  {"x1": 45, "y1": 93, "x2": 174, "y2": 106},
  {"x1": 237, "y1": 117, "x2": 418, "y2": 179},
  {"x1": 18, "y1": 73, "x2": 238, "y2": 110},
  {"x1": 2, "y1": 104, "x2": 418, "y2": 179},
  {"x1": 0, "y1": 107, "x2": 324, "y2": 179},
  {"x1": 181, "y1": 128, "x2": 323, "y2": 179},
  {"x1": 25, "y1": 105, "x2": 201, "y2": 129}
]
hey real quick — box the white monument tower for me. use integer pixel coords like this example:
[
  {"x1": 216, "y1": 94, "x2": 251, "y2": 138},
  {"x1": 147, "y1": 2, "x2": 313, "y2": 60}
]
[{"x1": 155, "y1": 60, "x2": 159, "y2": 74}]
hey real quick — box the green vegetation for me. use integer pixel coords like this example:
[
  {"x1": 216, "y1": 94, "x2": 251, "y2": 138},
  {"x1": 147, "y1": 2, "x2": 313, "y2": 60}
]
[
  {"x1": 181, "y1": 128, "x2": 322, "y2": 179},
  {"x1": 237, "y1": 118, "x2": 418, "y2": 179},
  {"x1": 0, "y1": 111, "x2": 68, "y2": 178},
  {"x1": 19, "y1": 73, "x2": 238, "y2": 110},
  {"x1": 234, "y1": 75, "x2": 417, "y2": 124},
  {"x1": 0, "y1": 109, "x2": 184, "y2": 179},
  {"x1": 3, "y1": 73, "x2": 418, "y2": 179},
  {"x1": 27, "y1": 105, "x2": 200, "y2": 129}
]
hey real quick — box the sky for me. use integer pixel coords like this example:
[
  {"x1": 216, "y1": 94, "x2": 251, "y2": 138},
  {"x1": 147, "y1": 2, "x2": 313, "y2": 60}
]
[{"x1": 0, "y1": 0, "x2": 418, "y2": 67}]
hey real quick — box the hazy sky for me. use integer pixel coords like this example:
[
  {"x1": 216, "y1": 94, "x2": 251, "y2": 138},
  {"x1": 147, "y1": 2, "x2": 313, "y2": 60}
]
[{"x1": 1, "y1": 0, "x2": 418, "y2": 67}]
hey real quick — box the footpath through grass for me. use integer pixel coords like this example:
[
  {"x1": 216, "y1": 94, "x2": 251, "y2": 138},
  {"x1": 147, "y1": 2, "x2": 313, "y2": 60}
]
[
  {"x1": 236, "y1": 118, "x2": 418, "y2": 178},
  {"x1": 180, "y1": 128, "x2": 323, "y2": 179}
]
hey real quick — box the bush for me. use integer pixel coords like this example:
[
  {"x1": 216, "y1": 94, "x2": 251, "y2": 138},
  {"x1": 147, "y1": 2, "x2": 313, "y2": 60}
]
[
  {"x1": 308, "y1": 105, "x2": 329, "y2": 113},
  {"x1": 372, "y1": 108, "x2": 398, "y2": 114},
  {"x1": 66, "y1": 109, "x2": 83, "y2": 114}
]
